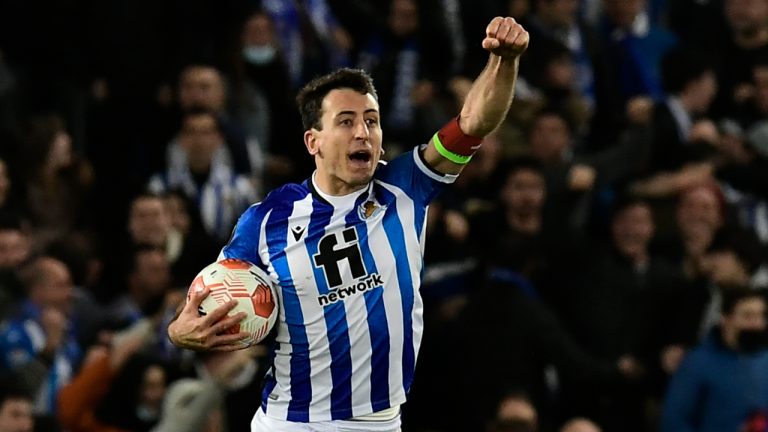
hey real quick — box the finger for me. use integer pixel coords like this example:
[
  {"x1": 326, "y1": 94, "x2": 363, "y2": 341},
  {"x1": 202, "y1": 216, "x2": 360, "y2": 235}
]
[
  {"x1": 482, "y1": 37, "x2": 500, "y2": 51},
  {"x1": 203, "y1": 299, "x2": 239, "y2": 325},
  {"x1": 495, "y1": 17, "x2": 515, "y2": 43},
  {"x1": 216, "y1": 331, "x2": 251, "y2": 344},
  {"x1": 210, "y1": 312, "x2": 247, "y2": 335},
  {"x1": 509, "y1": 28, "x2": 529, "y2": 51},
  {"x1": 186, "y1": 285, "x2": 209, "y2": 310},
  {"x1": 485, "y1": 16, "x2": 504, "y2": 39}
]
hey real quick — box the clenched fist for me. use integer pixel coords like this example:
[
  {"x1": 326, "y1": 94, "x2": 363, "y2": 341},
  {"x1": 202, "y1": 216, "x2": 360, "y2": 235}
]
[{"x1": 482, "y1": 17, "x2": 529, "y2": 59}]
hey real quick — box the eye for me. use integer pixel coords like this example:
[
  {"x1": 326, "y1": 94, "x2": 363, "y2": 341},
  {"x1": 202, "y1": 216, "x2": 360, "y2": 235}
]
[
  {"x1": 339, "y1": 118, "x2": 353, "y2": 126},
  {"x1": 365, "y1": 118, "x2": 379, "y2": 127}
]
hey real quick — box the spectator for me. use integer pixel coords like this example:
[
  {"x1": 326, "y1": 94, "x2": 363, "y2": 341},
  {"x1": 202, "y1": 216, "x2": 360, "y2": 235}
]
[
  {"x1": 0, "y1": 257, "x2": 82, "y2": 418},
  {"x1": 19, "y1": 114, "x2": 94, "y2": 248},
  {"x1": 560, "y1": 417, "x2": 602, "y2": 432},
  {"x1": 661, "y1": 288, "x2": 768, "y2": 432},
  {"x1": 0, "y1": 379, "x2": 33, "y2": 432},
  {"x1": 0, "y1": 213, "x2": 30, "y2": 320},
  {"x1": 487, "y1": 391, "x2": 538, "y2": 432},
  {"x1": 147, "y1": 109, "x2": 257, "y2": 243}
]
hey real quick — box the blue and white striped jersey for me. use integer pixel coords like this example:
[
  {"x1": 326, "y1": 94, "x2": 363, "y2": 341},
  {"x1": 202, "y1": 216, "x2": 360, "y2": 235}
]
[{"x1": 221, "y1": 145, "x2": 456, "y2": 422}]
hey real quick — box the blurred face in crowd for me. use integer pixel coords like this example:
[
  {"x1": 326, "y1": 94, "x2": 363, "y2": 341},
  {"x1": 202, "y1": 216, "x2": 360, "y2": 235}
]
[
  {"x1": 529, "y1": 114, "x2": 571, "y2": 164},
  {"x1": 546, "y1": 54, "x2": 576, "y2": 90},
  {"x1": 243, "y1": 13, "x2": 275, "y2": 47},
  {"x1": 129, "y1": 196, "x2": 171, "y2": 247},
  {"x1": 537, "y1": 0, "x2": 579, "y2": 28},
  {"x1": 242, "y1": 13, "x2": 278, "y2": 66},
  {"x1": 179, "y1": 66, "x2": 226, "y2": 113},
  {"x1": 676, "y1": 185, "x2": 723, "y2": 236},
  {"x1": 725, "y1": 0, "x2": 768, "y2": 35},
  {"x1": 612, "y1": 202, "x2": 654, "y2": 260},
  {"x1": 687, "y1": 71, "x2": 718, "y2": 114},
  {"x1": 130, "y1": 249, "x2": 170, "y2": 301},
  {"x1": 602, "y1": 0, "x2": 645, "y2": 28},
  {"x1": 389, "y1": 0, "x2": 419, "y2": 38},
  {"x1": 139, "y1": 365, "x2": 167, "y2": 420},
  {"x1": 163, "y1": 193, "x2": 191, "y2": 235},
  {"x1": 721, "y1": 296, "x2": 766, "y2": 349},
  {"x1": 0, "y1": 398, "x2": 33, "y2": 432},
  {"x1": 561, "y1": 418, "x2": 602, "y2": 432},
  {"x1": 179, "y1": 112, "x2": 224, "y2": 174},
  {"x1": 0, "y1": 229, "x2": 30, "y2": 269},
  {"x1": 30, "y1": 258, "x2": 73, "y2": 314},
  {"x1": 501, "y1": 168, "x2": 546, "y2": 217},
  {"x1": 494, "y1": 395, "x2": 537, "y2": 430}
]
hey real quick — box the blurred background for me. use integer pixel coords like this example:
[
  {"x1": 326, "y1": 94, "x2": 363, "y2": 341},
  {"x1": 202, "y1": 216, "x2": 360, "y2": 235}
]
[{"x1": 1, "y1": 0, "x2": 768, "y2": 431}]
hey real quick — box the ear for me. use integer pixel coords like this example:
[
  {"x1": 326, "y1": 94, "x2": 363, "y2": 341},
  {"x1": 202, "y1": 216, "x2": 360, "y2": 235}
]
[{"x1": 304, "y1": 129, "x2": 320, "y2": 156}]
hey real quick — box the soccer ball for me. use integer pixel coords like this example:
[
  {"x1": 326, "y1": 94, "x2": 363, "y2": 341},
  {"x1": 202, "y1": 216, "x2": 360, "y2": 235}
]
[{"x1": 187, "y1": 258, "x2": 278, "y2": 347}]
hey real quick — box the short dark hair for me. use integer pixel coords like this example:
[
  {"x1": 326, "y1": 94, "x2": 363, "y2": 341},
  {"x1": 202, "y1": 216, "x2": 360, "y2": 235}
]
[
  {"x1": 721, "y1": 288, "x2": 766, "y2": 316},
  {"x1": 491, "y1": 156, "x2": 546, "y2": 189},
  {"x1": 610, "y1": 194, "x2": 650, "y2": 221},
  {"x1": 296, "y1": 68, "x2": 378, "y2": 130}
]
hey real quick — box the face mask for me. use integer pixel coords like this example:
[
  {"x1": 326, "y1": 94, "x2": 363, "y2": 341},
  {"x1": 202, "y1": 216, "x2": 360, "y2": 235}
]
[
  {"x1": 243, "y1": 45, "x2": 276, "y2": 65},
  {"x1": 737, "y1": 329, "x2": 768, "y2": 354}
]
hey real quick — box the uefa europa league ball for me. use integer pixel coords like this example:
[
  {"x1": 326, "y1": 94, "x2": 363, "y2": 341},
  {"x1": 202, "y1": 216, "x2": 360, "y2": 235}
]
[{"x1": 188, "y1": 258, "x2": 278, "y2": 347}]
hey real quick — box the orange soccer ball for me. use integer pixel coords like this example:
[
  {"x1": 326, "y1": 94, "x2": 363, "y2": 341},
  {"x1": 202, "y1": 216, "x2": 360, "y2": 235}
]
[{"x1": 188, "y1": 258, "x2": 278, "y2": 347}]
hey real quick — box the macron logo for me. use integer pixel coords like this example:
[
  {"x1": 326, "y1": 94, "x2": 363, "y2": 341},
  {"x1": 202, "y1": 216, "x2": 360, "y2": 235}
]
[
  {"x1": 291, "y1": 226, "x2": 306, "y2": 241},
  {"x1": 317, "y1": 273, "x2": 384, "y2": 306}
]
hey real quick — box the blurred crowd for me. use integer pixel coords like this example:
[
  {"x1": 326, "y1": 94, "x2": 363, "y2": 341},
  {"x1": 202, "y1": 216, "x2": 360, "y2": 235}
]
[{"x1": 1, "y1": 0, "x2": 768, "y2": 431}]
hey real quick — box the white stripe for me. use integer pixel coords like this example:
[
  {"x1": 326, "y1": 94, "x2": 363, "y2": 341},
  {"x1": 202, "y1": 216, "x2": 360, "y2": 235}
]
[
  {"x1": 365, "y1": 201, "x2": 406, "y2": 405},
  {"x1": 259, "y1": 208, "x2": 290, "y2": 420},
  {"x1": 282, "y1": 195, "x2": 335, "y2": 421},
  {"x1": 24, "y1": 320, "x2": 46, "y2": 352},
  {"x1": 337, "y1": 209, "x2": 374, "y2": 417},
  {"x1": 378, "y1": 181, "x2": 425, "y2": 371},
  {"x1": 200, "y1": 184, "x2": 217, "y2": 236},
  {"x1": 412, "y1": 145, "x2": 458, "y2": 184}
]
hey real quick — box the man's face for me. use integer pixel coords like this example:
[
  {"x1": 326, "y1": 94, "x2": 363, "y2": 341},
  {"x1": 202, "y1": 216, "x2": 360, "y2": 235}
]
[
  {"x1": 179, "y1": 67, "x2": 226, "y2": 112},
  {"x1": 131, "y1": 250, "x2": 170, "y2": 298},
  {"x1": 501, "y1": 169, "x2": 546, "y2": 217},
  {"x1": 722, "y1": 297, "x2": 767, "y2": 346},
  {"x1": 753, "y1": 66, "x2": 768, "y2": 113},
  {"x1": 0, "y1": 229, "x2": 30, "y2": 269},
  {"x1": 677, "y1": 186, "x2": 723, "y2": 235},
  {"x1": 129, "y1": 197, "x2": 171, "y2": 247},
  {"x1": 0, "y1": 399, "x2": 33, "y2": 432},
  {"x1": 179, "y1": 114, "x2": 223, "y2": 173},
  {"x1": 35, "y1": 258, "x2": 73, "y2": 314},
  {"x1": 529, "y1": 114, "x2": 571, "y2": 164},
  {"x1": 306, "y1": 89, "x2": 382, "y2": 194},
  {"x1": 612, "y1": 203, "x2": 654, "y2": 259},
  {"x1": 689, "y1": 71, "x2": 718, "y2": 114},
  {"x1": 389, "y1": 0, "x2": 419, "y2": 37},
  {"x1": 726, "y1": 0, "x2": 768, "y2": 34}
]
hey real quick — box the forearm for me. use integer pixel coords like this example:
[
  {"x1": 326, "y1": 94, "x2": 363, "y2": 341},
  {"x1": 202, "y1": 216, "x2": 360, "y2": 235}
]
[{"x1": 458, "y1": 54, "x2": 519, "y2": 137}]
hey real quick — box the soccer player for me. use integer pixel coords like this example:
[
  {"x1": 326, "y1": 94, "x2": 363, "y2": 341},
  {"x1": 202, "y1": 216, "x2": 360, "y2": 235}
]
[{"x1": 168, "y1": 16, "x2": 529, "y2": 431}]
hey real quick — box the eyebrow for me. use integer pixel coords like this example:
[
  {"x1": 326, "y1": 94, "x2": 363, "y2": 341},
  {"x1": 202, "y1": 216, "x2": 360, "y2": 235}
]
[{"x1": 335, "y1": 109, "x2": 379, "y2": 117}]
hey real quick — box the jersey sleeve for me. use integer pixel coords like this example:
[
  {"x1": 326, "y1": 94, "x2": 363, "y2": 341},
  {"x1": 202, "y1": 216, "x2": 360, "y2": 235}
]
[
  {"x1": 375, "y1": 145, "x2": 458, "y2": 206},
  {"x1": 220, "y1": 203, "x2": 267, "y2": 269}
]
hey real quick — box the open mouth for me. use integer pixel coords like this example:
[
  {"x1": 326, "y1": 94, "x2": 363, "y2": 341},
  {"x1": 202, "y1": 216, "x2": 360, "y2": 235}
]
[{"x1": 348, "y1": 150, "x2": 372, "y2": 164}]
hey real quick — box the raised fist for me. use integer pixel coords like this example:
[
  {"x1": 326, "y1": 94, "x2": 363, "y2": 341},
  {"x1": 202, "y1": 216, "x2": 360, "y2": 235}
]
[{"x1": 482, "y1": 17, "x2": 529, "y2": 59}]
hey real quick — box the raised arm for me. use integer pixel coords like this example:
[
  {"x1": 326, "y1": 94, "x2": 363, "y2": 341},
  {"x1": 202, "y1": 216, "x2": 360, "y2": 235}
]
[{"x1": 423, "y1": 16, "x2": 529, "y2": 175}]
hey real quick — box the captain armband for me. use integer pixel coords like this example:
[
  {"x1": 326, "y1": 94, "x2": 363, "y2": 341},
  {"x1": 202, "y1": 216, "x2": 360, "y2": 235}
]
[{"x1": 431, "y1": 116, "x2": 484, "y2": 165}]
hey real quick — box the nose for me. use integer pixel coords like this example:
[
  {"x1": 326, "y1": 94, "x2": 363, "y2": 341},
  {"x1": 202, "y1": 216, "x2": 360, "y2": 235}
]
[{"x1": 354, "y1": 119, "x2": 370, "y2": 140}]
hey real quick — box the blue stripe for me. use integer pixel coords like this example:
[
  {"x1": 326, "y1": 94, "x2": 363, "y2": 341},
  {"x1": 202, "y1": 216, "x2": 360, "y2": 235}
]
[
  {"x1": 345, "y1": 194, "x2": 391, "y2": 412},
  {"x1": 265, "y1": 202, "x2": 312, "y2": 422},
  {"x1": 377, "y1": 187, "x2": 416, "y2": 392},
  {"x1": 305, "y1": 200, "x2": 353, "y2": 419}
]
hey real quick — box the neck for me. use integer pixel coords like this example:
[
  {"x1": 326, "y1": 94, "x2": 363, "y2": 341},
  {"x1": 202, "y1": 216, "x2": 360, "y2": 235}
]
[{"x1": 313, "y1": 172, "x2": 367, "y2": 196}]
